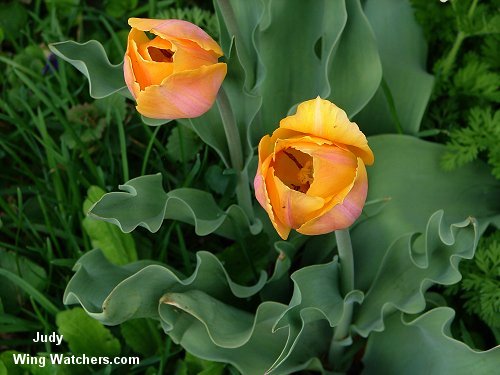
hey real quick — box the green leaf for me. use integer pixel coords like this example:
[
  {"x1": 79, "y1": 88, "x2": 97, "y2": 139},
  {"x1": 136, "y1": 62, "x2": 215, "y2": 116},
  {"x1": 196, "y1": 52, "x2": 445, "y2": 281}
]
[
  {"x1": 64, "y1": 249, "x2": 335, "y2": 374},
  {"x1": 56, "y1": 307, "x2": 121, "y2": 357},
  {"x1": 120, "y1": 318, "x2": 161, "y2": 357},
  {"x1": 64, "y1": 247, "x2": 367, "y2": 374},
  {"x1": 352, "y1": 135, "x2": 500, "y2": 292},
  {"x1": 64, "y1": 250, "x2": 267, "y2": 323},
  {"x1": 363, "y1": 308, "x2": 500, "y2": 375},
  {"x1": 215, "y1": 0, "x2": 263, "y2": 89},
  {"x1": 326, "y1": 0, "x2": 382, "y2": 116},
  {"x1": 166, "y1": 124, "x2": 204, "y2": 163},
  {"x1": 83, "y1": 186, "x2": 137, "y2": 265},
  {"x1": 254, "y1": 0, "x2": 346, "y2": 137},
  {"x1": 216, "y1": 0, "x2": 381, "y2": 145},
  {"x1": 49, "y1": 40, "x2": 127, "y2": 99},
  {"x1": 266, "y1": 260, "x2": 363, "y2": 373},
  {"x1": 355, "y1": 0, "x2": 434, "y2": 134},
  {"x1": 88, "y1": 174, "x2": 262, "y2": 239},
  {"x1": 141, "y1": 115, "x2": 171, "y2": 127},
  {"x1": 353, "y1": 210, "x2": 478, "y2": 336}
]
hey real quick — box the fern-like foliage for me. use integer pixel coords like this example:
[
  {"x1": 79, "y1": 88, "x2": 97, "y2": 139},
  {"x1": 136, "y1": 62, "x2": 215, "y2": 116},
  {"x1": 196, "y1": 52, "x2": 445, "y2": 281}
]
[
  {"x1": 411, "y1": 0, "x2": 500, "y2": 179},
  {"x1": 442, "y1": 107, "x2": 500, "y2": 178},
  {"x1": 446, "y1": 230, "x2": 500, "y2": 330},
  {"x1": 157, "y1": 6, "x2": 219, "y2": 38}
]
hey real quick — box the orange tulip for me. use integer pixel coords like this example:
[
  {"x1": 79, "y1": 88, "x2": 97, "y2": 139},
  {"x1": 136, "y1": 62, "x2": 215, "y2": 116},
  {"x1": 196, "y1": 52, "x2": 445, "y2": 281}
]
[
  {"x1": 124, "y1": 18, "x2": 227, "y2": 119},
  {"x1": 254, "y1": 97, "x2": 374, "y2": 240}
]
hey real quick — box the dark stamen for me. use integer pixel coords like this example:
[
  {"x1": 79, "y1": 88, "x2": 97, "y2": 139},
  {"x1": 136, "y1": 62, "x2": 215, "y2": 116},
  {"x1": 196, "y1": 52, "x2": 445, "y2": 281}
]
[{"x1": 283, "y1": 150, "x2": 303, "y2": 169}]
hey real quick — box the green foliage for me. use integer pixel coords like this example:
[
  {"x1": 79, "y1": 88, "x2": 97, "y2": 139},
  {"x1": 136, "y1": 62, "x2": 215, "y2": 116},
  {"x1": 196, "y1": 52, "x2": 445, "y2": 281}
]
[
  {"x1": 61, "y1": 104, "x2": 106, "y2": 150},
  {"x1": 105, "y1": 0, "x2": 138, "y2": 19},
  {"x1": 63, "y1": 208, "x2": 491, "y2": 374},
  {"x1": 2, "y1": 0, "x2": 499, "y2": 373},
  {"x1": 0, "y1": 0, "x2": 218, "y2": 372},
  {"x1": 166, "y1": 124, "x2": 204, "y2": 163},
  {"x1": 355, "y1": 0, "x2": 434, "y2": 135},
  {"x1": 411, "y1": 0, "x2": 500, "y2": 178},
  {"x1": 0, "y1": 251, "x2": 47, "y2": 313},
  {"x1": 49, "y1": 40, "x2": 127, "y2": 99},
  {"x1": 446, "y1": 231, "x2": 500, "y2": 330},
  {"x1": 0, "y1": 1, "x2": 28, "y2": 42},
  {"x1": 83, "y1": 186, "x2": 137, "y2": 265},
  {"x1": 56, "y1": 307, "x2": 121, "y2": 357},
  {"x1": 363, "y1": 308, "x2": 500, "y2": 375},
  {"x1": 89, "y1": 174, "x2": 262, "y2": 238},
  {"x1": 175, "y1": 352, "x2": 226, "y2": 375},
  {"x1": 442, "y1": 107, "x2": 500, "y2": 178}
]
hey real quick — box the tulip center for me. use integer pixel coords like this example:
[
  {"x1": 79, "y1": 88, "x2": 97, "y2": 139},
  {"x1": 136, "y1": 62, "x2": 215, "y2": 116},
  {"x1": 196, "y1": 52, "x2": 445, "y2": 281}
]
[
  {"x1": 274, "y1": 148, "x2": 314, "y2": 193},
  {"x1": 148, "y1": 47, "x2": 175, "y2": 63}
]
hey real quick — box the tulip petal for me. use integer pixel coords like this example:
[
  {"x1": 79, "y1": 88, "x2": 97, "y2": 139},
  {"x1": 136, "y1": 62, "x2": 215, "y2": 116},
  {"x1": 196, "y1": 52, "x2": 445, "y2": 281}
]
[
  {"x1": 128, "y1": 18, "x2": 223, "y2": 56},
  {"x1": 271, "y1": 137, "x2": 357, "y2": 199},
  {"x1": 297, "y1": 159, "x2": 368, "y2": 235},
  {"x1": 135, "y1": 63, "x2": 227, "y2": 119},
  {"x1": 254, "y1": 161, "x2": 291, "y2": 240},
  {"x1": 280, "y1": 97, "x2": 374, "y2": 165},
  {"x1": 300, "y1": 144, "x2": 358, "y2": 199},
  {"x1": 172, "y1": 39, "x2": 219, "y2": 72},
  {"x1": 123, "y1": 55, "x2": 140, "y2": 99},
  {"x1": 127, "y1": 29, "x2": 175, "y2": 90},
  {"x1": 267, "y1": 167, "x2": 325, "y2": 231}
]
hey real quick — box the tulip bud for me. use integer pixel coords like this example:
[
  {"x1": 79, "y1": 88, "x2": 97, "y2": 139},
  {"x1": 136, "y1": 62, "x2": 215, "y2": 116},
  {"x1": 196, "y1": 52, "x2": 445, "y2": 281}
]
[{"x1": 124, "y1": 18, "x2": 227, "y2": 120}]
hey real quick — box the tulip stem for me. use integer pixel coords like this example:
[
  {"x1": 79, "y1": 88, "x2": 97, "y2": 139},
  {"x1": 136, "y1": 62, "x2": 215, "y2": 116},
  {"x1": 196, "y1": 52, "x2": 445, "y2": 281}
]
[
  {"x1": 216, "y1": 87, "x2": 255, "y2": 223},
  {"x1": 328, "y1": 228, "x2": 355, "y2": 371}
]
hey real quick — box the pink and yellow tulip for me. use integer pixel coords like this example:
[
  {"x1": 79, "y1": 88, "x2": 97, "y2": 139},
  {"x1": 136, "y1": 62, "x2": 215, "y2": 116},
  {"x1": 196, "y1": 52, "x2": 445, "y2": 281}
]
[{"x1": 254, "y1": 97, "x2": 374, "y2": 240}]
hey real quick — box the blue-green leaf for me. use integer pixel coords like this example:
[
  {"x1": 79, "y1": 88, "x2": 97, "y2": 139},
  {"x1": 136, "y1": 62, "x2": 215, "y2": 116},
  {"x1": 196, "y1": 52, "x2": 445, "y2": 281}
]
[
  {"x1": 363, "y1": 308, "x2": 500, "y2": 375},
  {"x1": 353, "y1": 210, "x2": 478, "y2": 337},
  {"x1": 326, "y1": 0, "x2": 382, "y2": 116},
  {"x1": 88, "y1": 174, "x2": 261, "y2": 239},
  {"x1": 353, "y1": 135, "x2": 500, "y2": 292},
  {"x1": 49, "y1": 40, "x2": 127, "y2": 99},
  {"x1": 355, "y1": 0, "x2": 434, "y2": 134},
  {"x1": 83, "y1": 186, "x2": 137, "y2": 265}
]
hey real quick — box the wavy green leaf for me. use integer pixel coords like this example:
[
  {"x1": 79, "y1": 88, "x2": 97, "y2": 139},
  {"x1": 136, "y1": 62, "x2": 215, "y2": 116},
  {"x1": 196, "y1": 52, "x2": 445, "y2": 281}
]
[
  {"x1": 83, "y1": 186, "x2": 137, "y2": 265},
  {"x1": 353, "y1": 210, "x2": 478, "y2": 336},
  {"x1": 49, "y1": 40, "x2": 127, "y2": 99},
  {"x1": 64, "y1": 250, "x2": 267, "y2": 324},
  {"x1": 353, "y1": 135, "x2": 500, "y2": 292},
  {"x1": 363, "y1": 307, "x2": 500, "y2": 375},
  {"x1": 355, "y1": 0, "x2": 434, "y2": 134},
  {"x1": 64, "y1": 249, "x2": 338, "y2": 374},
  {"x1": 88, "y1": 174, "x2": 261, "y2": 239}
]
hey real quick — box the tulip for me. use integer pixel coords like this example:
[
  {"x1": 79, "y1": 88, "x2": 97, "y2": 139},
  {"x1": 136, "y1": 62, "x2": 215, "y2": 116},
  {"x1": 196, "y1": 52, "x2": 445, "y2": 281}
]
[
  {"x1": 124, "y1": 18, "x2": 227, "y2": 119},
  {"x1": 254, "y1": 97, "x2": 374, "y2": 240}
]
